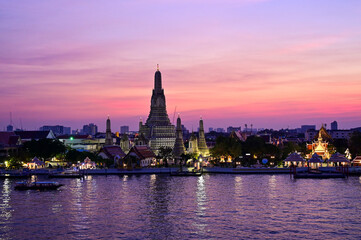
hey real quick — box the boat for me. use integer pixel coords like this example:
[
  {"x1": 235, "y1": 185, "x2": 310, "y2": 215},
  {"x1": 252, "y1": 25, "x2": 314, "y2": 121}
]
[{"x1": 14, "y1": 181, "x2": 63, "y2": 190}]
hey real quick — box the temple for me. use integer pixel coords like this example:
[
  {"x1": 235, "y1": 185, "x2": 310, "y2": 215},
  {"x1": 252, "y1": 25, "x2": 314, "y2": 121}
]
[
  {"x1": 139, "y1": 65, "x2": 176, "y2": 153},
  {"x1": 188, "y1": 131, "x2": 199, "y2": 156},
  {"x1": 186, "y1": 118, "x2": 209, "y2": 157},
  {"x1": 306, "y1": 124, "x2": 331, "y2": 160},
  {"x1": 197, "y1": 117, "x2": 209, "y2": 157},
  {"x1": 105, "y1": 116, "x2": 113, "y2": 146},
  {"x1": 172, "y1": 114, "x2": 186, "y2": 158}
]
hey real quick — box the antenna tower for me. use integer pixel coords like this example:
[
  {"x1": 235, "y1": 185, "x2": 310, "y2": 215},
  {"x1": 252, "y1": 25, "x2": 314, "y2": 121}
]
[
  {"x1": 9, "y1": 112, "x2": 13, "y2": 125},
  {"x1": 172, "y1": 106, "x2": 177, "y2": 124}
]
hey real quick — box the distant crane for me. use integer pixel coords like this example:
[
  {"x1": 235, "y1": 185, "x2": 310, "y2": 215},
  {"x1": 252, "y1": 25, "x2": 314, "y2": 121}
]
[
  {"x1": 172, "y1": 106, "x2": 177, "y2": 124},
  {"x1": 9, "y1": 112, "x2": 13, "y2": 126}
]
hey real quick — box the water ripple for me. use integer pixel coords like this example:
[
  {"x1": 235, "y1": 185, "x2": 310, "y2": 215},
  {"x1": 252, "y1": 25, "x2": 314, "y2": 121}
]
[{"x1": 1, "y1": 175, "x2": 361, "y2": 239}]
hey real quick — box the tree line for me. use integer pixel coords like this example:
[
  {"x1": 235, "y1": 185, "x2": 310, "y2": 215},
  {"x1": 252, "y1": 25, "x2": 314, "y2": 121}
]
[{"x1": 210, "y1": 131, "x2": 361, "y2": 167}]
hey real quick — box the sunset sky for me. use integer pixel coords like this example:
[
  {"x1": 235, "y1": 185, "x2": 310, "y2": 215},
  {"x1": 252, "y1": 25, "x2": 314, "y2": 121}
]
[{"x1": 1, "y1": 0, "x2": 361, "y2": 132}]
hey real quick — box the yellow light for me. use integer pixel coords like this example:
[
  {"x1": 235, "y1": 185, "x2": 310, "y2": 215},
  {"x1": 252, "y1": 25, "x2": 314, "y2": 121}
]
[{"x1": 5, "y1": 161, "x2": 9, "y2": 167}]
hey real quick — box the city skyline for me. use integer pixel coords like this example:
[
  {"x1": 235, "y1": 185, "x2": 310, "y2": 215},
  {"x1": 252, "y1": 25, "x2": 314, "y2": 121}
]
[
  {"x1": 1, "y1": 1, "x2": 361, "y2": 131},
  {"x1": 0, "y1": 114, "x2": 349, "y2": 133}
]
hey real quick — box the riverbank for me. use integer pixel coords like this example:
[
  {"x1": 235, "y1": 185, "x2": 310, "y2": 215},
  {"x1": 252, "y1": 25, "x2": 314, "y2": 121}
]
[{"x1": 3, "y1": 166, "x2": 361, "y2": 176}]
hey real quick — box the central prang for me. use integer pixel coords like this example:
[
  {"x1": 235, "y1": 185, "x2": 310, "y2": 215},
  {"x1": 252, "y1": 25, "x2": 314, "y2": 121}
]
[{"x1": 139, "y1": 65, "x2": 176, "y2": 153}]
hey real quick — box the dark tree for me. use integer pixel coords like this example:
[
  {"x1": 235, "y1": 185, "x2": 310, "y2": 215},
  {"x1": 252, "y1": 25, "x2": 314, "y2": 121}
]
[
  {"x1": 157, "y1": 147, "x2": 173, "y2": 167},
  {"x1": 211, "y1": 136, "x2": 242, "y2": 159},
  {"x1": 23, "y1": 139, "x2": 66, "y2": 161},
  {"x1": 243, "y1": 136, "x2": 265, "y2": 157},
  {"x1": 349, "y1": 132, "x2": 361, "y2": 157},
  {"x1": 281, "y1": 141, "x2": 302, "y2": 159},
  {"x1": 123, "y1": 155, "x2": 139, "y2": 170},
  {"x1": 65, "y1": 149, "x2": 104, "y2": 166}
]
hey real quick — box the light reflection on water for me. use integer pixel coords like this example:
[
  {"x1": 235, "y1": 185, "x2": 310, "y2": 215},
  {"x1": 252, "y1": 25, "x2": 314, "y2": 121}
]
[
  {"x1": 0, "y1": 178, "x2": 12, "y2": 239},
  {"x1": 1, "y1": 175, "x2": 361, "y2": 239},
  {"x1": 194, "y1": 176, "x2": 207, "y2": 235}
]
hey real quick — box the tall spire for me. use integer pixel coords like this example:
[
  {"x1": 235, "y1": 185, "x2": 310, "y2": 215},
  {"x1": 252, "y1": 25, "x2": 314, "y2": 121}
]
[
  {"x1": 139, "y1": 117, "x2": 143, "y2": 132},
  {"x1": 105, "y1": 116, "x2": 113, "y2": 145},
  {"x1": 154, "y1": 64, "x2": 162, "y2": 91},
  {"x1": 106, "y1": 115, "x2": 110, "y2": 130},
  {"x1": 172, "y1": 114, "x2": 185, "y2": 158},
  {"x1": 146, "y1": 64, "x2": 171, "y2": 126},
  {"x1": 198, "y1": 117, "x2": 209, "y2": 157},
  {"x1": 139, "y1": 66, "x2": 176, "y2": 153}
]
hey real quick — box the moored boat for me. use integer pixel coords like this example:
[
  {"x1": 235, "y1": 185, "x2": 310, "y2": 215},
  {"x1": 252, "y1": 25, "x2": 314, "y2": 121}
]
[{"x1": 14, "y1": 181, "x2": 63, "y2": 190}]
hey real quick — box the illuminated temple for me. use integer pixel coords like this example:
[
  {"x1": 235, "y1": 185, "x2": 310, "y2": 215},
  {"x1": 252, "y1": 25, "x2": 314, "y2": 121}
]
[
  {"x1": 139, "y1": 65, "x2": 176, "y2": 153},
  {"x1": 172, "y1": 114, "x2": 186, "y2": 158},
  {"x1": 306, "y1": 125, "x2": 332, "y2": 160},
  {"x1": 197, "y1": 117, "x2": 209, "y2": 157},
  {"x1": 186, "y1": 118, "x2": 210, "y2": 157}
]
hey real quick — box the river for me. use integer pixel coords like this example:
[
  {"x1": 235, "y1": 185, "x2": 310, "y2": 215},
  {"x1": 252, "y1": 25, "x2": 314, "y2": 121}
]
[{"x1": 1, "y1": 174, "x2": 361, "y2": 239}]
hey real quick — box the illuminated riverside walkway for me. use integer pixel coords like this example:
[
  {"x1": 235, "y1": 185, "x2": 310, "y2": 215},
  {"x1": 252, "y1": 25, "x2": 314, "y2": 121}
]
[
  {"x1": 82, "y1": 167, "x2": 361, "y2": 175},
  {"x1": 4, "y1": 167, "x2": 361, "y2": 176}
]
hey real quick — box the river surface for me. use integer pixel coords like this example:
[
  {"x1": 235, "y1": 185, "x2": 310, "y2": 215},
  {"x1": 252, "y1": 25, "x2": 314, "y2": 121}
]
[{"x1": 1, "y1": 174, "x2": 361, "y2": 239}]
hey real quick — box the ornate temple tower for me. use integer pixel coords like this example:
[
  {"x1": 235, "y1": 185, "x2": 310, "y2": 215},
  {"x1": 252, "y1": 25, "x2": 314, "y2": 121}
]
[
  {"x1": 105, "y1": 116, "x2": 113, "y2": 146},
  {"x1": 139, "y1": 65, "x2": 176, "y2": 153},
  {"x1": 172, "y1": 114, "x2": 186, "y2": 158},
  {"x1": 188, "y1": 132, "x2": 199, "y2": 156},
  {"x1": 119, "y1": 134, "x2": 130, "y2": 154},
  {"x1": 198, "y1": 117, "x2": 209, "y2": 157}
]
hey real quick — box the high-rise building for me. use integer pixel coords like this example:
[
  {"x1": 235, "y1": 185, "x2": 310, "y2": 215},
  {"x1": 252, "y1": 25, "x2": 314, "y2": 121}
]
[
  {"x1": 63, "y1": 127, "x2": 71, "y2": 135},
  {"x1": 227, "y1": 126, "x2": 242, "y2": 133},
  {"x1": 216, "y1": 128, "x2": 225, "y2": 133},
  {"x1": 301, "y1": 125, "x2": 316, "y2": 134},
  {"x1": 6, "y1": 125, "x2": 13, "y2": 132},
  {"x1": 40, "y1": 125, "x2": 71, "y2": 136},
  {"x1": 139, "y1": 65, "x2": 176, "y2": 153},
  {"x1": 331, "y1": 121, "x2": 338, "y2": 131},
  {"x1": 120, "y1": 126, "x2": 129, "y2": 134},
  {"x1": 83, "y1": 123, "x2": 98, "y2": 136}
]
